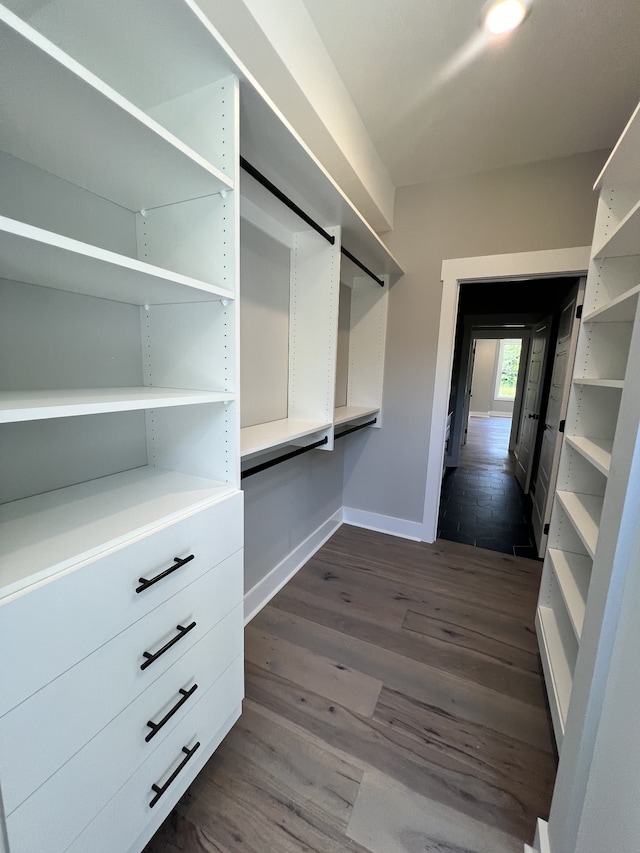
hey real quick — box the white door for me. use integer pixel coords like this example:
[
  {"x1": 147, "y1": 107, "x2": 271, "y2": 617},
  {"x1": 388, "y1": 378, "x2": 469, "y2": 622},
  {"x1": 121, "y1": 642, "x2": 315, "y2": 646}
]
[
  {"x1": 514, "y1": 316, "x2": 552, "y2": 493},
  {"x1": 531, "y1": 282, "x2": 585, "y2": 555}
]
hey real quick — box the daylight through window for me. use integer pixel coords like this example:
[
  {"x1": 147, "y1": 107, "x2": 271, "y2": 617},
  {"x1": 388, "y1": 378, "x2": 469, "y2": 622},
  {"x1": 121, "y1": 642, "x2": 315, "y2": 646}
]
[{"x1": 495, "y1": 339, "x2": 522, "y2": 400}]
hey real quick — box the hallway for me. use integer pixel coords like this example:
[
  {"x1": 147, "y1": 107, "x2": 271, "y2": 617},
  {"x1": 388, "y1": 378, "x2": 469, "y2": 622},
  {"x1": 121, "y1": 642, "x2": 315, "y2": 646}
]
[{"x1": 438, "y1": 417, "x2": 539, "y2": 559}]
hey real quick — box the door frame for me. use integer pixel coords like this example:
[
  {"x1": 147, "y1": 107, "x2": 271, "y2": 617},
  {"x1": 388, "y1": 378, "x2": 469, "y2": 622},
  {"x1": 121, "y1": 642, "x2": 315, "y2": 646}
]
[
  {"x1": 448, "y1": 318, "x2": 535, "y2": 468},
  {"x1": 421, "y1": 246, "x2": 590, "y2": 543}
]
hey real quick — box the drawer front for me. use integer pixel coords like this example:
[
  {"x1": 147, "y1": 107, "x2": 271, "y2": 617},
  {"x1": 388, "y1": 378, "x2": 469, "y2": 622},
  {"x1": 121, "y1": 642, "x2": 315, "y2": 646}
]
[
  {"x1": 0, "y1": 490, "x2": 243, "y2": 717},
  {"x1": 66, "y1": 658, "x2": 243, "y2": 853},
  {"x1": 6, "y1": 625, "x2": 244, "y2": 853},
  {"x1": 0, "y1": 550, "x2": 242, "y2": 816}
]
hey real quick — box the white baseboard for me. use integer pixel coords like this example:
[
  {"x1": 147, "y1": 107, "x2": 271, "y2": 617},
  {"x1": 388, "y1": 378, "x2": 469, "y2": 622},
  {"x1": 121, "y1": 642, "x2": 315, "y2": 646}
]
[
  {"x1": 536, "y1": 819, "x2": 551, "y2": 853},
  {"x1": 342, "y1": 506, "x2": 423, "y2": 541},
  {"x1": 469, "y1": 411, "x2": 490, "y2": 418},
  {"x1": 243, "y1": 509, "x2": 343, "y2": 624},
  {"x1": 489, "y1": 410, "x2": 513, "y2": 418},
  {"x1": 524, "y1": 818, "x2": 550, "y2": 853}
]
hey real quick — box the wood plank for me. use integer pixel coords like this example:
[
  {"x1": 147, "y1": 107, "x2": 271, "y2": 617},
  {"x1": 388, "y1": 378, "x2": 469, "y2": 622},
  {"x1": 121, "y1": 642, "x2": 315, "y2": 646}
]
[
  {"x1": 402, "y1": 603, "x2": 539, "y2": 670},
  {"x1": 245, "y1": 623, "x2": 383, "y2": 717},
  {"x1": 252, "y1": 606, "x2": 552, "y2": 750},
  {"x1": 175, "y1": 706, "x2": 369, "y2": 853},
  {"x1": 269, "y1": 585, "x2": 547, "y2": 706},
  {"x1": 347, "y1": 770, "x2": 522, "y2": 853},
  {"x1": 373, "y1": 687, "x2": 556, "y2": 821},
  {"x1": 245, "y1": 663, "x2": 541, "y2": 840}
]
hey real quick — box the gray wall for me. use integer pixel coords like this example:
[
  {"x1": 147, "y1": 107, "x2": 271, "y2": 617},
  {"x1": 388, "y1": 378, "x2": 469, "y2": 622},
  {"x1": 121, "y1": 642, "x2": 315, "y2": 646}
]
[
  {"x1": 243, "y1": 444, "x2": 344, "y2": 593},
  {"x1": 343, "y1": 150, "x2": 608, "y2": 524},
  {"x1": 470, "y1": 340, "x2": 516, "y2": 416},
  {"x1": 470, "y1": 339, "x2": 499, "y2": 416}
]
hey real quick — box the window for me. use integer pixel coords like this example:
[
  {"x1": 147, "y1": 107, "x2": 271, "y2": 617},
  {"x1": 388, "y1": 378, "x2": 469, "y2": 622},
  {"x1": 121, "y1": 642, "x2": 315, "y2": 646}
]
[{"x1": 494, "y1": 339, "x2": 522, "y2": 400}]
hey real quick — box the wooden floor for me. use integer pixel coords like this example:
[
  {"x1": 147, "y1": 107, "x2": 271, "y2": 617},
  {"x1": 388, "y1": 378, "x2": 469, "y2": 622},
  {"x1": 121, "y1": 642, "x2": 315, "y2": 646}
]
[
  {"x1": 144, "y1": 526, "x2": 556, "y2": 853},
  {"x1": 460, "y1": 415, "x2": 516, "y2": 475}
]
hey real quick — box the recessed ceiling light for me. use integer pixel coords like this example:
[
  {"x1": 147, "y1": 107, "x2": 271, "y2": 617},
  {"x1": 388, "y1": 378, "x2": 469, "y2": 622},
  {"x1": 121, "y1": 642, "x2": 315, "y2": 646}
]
[{"x1": 483, "y1": 0, "x2": 528, "y2": 35}]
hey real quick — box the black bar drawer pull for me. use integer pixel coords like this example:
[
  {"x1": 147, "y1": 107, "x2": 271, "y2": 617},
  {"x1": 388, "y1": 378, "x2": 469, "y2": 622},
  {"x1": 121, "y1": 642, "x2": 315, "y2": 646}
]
[
  {"x1": 136, "y1": 554, "x2": 195, "y2": 593},
  {"x1": 149, "y1": 741, "x2": 200, "y2": 808},
  {"x1": 140, "y1": 622, "x2": 196, "y2": 671},
  {"x1": 145, "y1": 684, "x2": 198, "y2": 743}
]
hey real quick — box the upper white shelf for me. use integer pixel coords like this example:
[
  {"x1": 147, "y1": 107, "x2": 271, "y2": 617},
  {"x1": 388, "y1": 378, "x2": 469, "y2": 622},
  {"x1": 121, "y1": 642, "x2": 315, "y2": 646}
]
[
  {"x1": 565, "y1": 436, "x2": 613, "y2": 477},
  {"x1": 574, "y1": 378, "x2": 625, "y2": 389},
  {"x1": 0, "y1": 467, "x2": 235, "y2": 601},
  {"x1": 593, "y1": 199, "x2": 640, "y2": 260},
  {"x1": 0, "y1": 7, "x2": 233, "y2": 212},
  {"x1": 594, "y1": 100, "x2": 640, "y2": 190},
  {"x1": 583, "y1": 283, "x2": 640, "y2": 323},
  {"x1": 334, "y1": 406, "x2": 380, "y2": 427},
  {"x1": 0, "y1": 388, "x2": 234, "y2": 424},
  {"x1": 0, "y1": 217, "x2": 234, "y2": 306},
  {"x1": 241, "y1": 418, "x2": 331, "y2": 458},
  {"x1": 240, "y1": 84, "x2": 403, "y2": 284},
  {"x1": 548, "y1": 548, "x2": 592, "y2": 640},
  {"x1": 556, "y1": 491, "x2": 604, "y2": 559}
]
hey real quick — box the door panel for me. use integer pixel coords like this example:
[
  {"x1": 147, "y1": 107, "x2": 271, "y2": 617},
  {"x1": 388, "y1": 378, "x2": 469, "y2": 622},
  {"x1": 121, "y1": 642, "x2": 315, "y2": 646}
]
[
  {"x1": 532, "y1": 281, "x2": 585, "y2": 555},
  {"x1": 515, "y1": 317, "x2": 552, "y2": 493}
]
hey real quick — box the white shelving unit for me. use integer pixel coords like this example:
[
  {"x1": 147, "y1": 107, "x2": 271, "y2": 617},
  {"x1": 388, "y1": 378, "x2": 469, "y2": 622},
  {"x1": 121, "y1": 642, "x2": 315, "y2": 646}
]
[
  {"x1": 0, "y1": 3, "x2": 244, "y2": 852},
  {"x1": 239, "y1": 180, "x2": 341, "y2": 458},
  {"x1": 0, "y1": 1, "x2": 403, "y2": 849},
  {"x1": 536, "y1": 100, "x2": 640, "y2": 751},
  {"x1": 238, "y1": 86, "x2": 402, "y2": 464},
  {"x1": 334, "y1": 253, "x2": 389, "y2": 432}
]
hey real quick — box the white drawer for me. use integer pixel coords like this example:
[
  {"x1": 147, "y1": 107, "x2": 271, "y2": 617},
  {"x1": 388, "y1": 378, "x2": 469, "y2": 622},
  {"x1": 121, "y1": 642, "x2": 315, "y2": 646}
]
[
  {"x1": 0, "y1": 550, "x2": 242, "y2": 816},
  {"x1": 5, "y1": 621, "x2": 244, "y2": 853},
  {"x1": 0, "y1": 490, "x2": 243, "y2": 717},
  {"x1": 75, "y1": 658, "x2": 244, "y2": 853}
]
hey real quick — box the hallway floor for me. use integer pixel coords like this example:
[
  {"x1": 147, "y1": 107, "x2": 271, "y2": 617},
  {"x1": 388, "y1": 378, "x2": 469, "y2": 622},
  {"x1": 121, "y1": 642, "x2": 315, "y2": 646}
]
[{"x1": 438, "y1": 417, "x2": 540, "y2": 560}]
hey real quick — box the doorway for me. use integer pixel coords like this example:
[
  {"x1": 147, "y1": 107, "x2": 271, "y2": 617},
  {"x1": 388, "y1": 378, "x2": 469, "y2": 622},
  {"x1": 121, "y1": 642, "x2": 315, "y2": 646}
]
[
  {"x1": 422, "y1": 246, "x2": 590, "y2": 545},
  {"x1": 439, "y1": 327, "x2": 539, "y2": 557},
  {"x1": 437, "y1": 276, "x2": 582, "y2": 558}
]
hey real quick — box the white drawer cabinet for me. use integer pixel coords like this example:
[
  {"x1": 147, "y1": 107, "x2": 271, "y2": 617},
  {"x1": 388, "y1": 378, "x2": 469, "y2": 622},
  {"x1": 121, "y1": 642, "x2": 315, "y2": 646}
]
[
  {"x1": 66, "y1": 658, "x2": 244, "y2": 853},
  {"x1": 0, "y1": 550, "x2": 242, "y2": 816},
  {"x1": 0, "y1": 491, "x2": 243, "y2": 717},
  {"x1": 0, "y1": 496, "x2": 244, "y2": 853},
  {"x1": 5, "y1": 607, "x2": 243, "y2": 853}
]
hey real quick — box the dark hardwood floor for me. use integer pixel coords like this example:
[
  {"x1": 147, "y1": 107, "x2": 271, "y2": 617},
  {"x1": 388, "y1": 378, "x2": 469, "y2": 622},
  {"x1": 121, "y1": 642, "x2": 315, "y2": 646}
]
[
  {"x1": 144, "y1": 525, "x2": 556, "y2": 853},
  {"x1": 439, "y1": 417, "x2": 539, "y2": 558}
]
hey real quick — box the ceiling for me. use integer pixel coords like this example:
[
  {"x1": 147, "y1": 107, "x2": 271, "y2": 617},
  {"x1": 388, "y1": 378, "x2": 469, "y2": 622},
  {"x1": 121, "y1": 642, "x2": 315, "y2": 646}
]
[{"x1": 300, "y1": 0, "x2": 640, "y2": 188}]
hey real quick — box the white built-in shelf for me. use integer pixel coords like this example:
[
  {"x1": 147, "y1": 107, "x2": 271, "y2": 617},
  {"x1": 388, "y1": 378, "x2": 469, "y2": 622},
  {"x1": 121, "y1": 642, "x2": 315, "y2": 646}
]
[
  {"x1": 241, "y1": 418, "x2": 331, "y2": 458},
  {"x1": 548, "y1": 548, "x2": 592, "y2": 640},
  {"x1": 556, "y1": 491, "x2": 604, "y2": 559},
  {"x1": 536, "y1": 605, "x2": 574, "y2": 745},
  {"x1": 583, "y1": 284, "x2": 640, "y2": 323},
  {"x1": 0, "y1": 388, "x2": 234, "y2": 424},
  {"x1": 0, "y1": 467, "x2": 235, "y2": 602},
  {"x1": 0, "y1": 217, "x2": 234, "y2": 305},
  {"x1": 240, "y1": 84, "x2": 404, "y2": 284},
  {"x1": 0, "y1": 8, "x2": 233, "y2": 212},
  {"x1": 594, "y1": 101, "x2": 640, "y2": 190},
  {"x1": 573, "y1": 378, "x2": 625, "y2": 389},
  {"x1": 593, "y1": 199, "x2": 640, "y2": 260},
  {"x1": 565, "y1": 436, "x2": 613, "y2": 477},
  {"x1": 333, "y1": 405, "x2": 380, "y2": 427}
]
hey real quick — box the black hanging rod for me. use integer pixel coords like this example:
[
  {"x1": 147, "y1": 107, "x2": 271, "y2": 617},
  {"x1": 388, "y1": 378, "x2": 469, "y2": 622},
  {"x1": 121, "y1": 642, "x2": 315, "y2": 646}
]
[
  {"x1": 340, "y1": 247, "x2": 384, "y2": 287},
  {"x1": 241, "y1": 436, "x2": 329, "y2": 480},
  {"x1": 334, "y1": 417, "x2": 377, "y2": 440},
  {"x1": 240, "y1": 157, "x2": 335, "y2": 245},
  {"x1": 240, "y1": 158, "x2": 384, "y2": 287}
]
